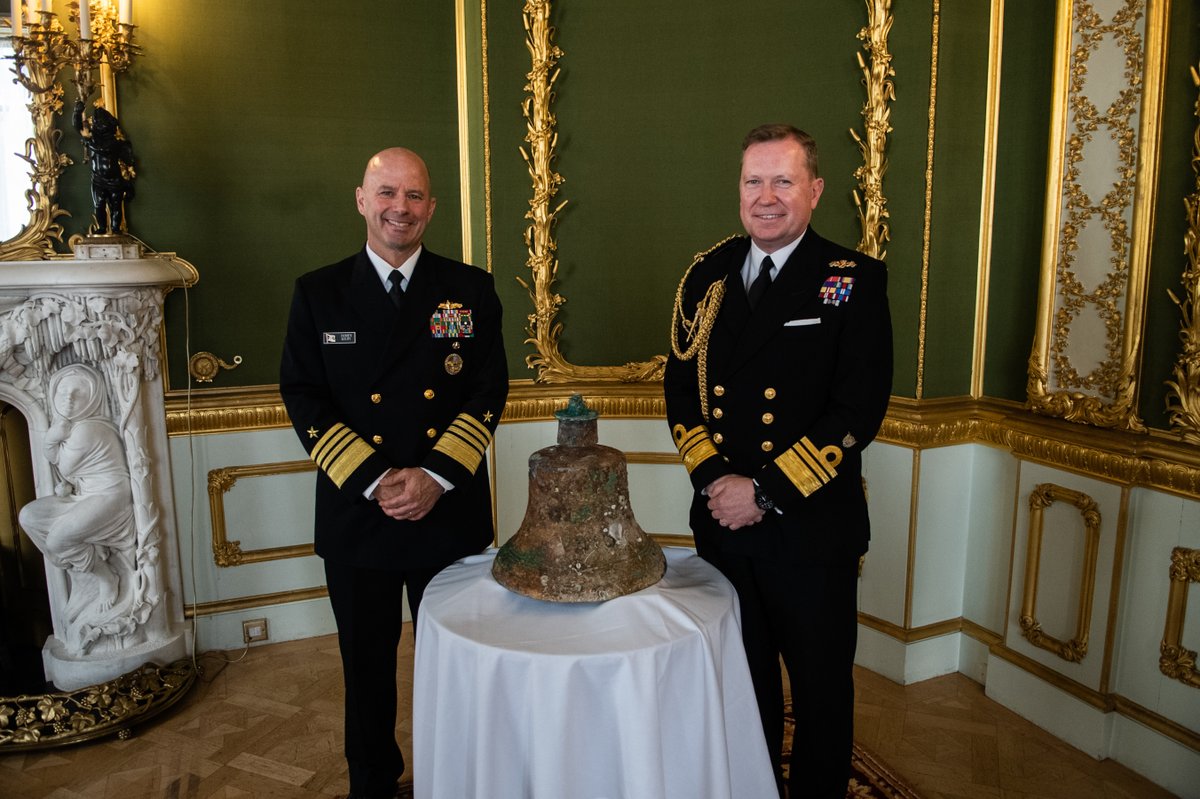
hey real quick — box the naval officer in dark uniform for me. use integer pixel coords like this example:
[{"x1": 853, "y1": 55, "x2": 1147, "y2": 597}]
[
  {"x1": 665, "y1": 124, "x2": 893, "y2": 798},
  {"x1": 280, "y1": 147, "x2": 508, "y2": 799}
]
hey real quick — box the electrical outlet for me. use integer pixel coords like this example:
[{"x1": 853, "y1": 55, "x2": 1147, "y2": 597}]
[{"x1": 242, "y1": 618, "x2": 269, "y2": 644}]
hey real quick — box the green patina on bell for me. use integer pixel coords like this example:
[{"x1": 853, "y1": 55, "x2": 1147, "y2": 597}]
[{"x1": 492, "y1": 394, "x2": 666, "y2": 602}]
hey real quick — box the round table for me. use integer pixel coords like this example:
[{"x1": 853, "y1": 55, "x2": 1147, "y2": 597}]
[{"x1": 412, "y1": 546, "x2": 777, "y2": 799}]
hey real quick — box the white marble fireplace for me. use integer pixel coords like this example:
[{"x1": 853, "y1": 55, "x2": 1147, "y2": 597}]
[{"x1": 0, "y1": 255, "x2": 195, "y2": 690}]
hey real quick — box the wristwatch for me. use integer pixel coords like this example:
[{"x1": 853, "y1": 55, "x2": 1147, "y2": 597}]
[{"x1": 753, "y1": 482, "x2": 775, "y2": 512}]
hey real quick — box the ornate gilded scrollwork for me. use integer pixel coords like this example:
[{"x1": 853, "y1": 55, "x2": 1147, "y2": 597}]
[
  {"x1": 188, "y1": 351, "x2": 243, "y2": 384},
  {"x1": 1, "y1": 32, "x2": 71, "y2": 261},
  {"x1": 0, "y1": 658, "x2": 195, "y2": 750},
  {"x1": 515, "y1": 0, "x2": 895, "y2": 385},
  {"x1": 1027, "y1": 0, "x2": 1167, "y2": 432},
  {"x1": 208, "y1": 461, "x2": 316, "y2": 568},
  {"x1": 1165, "y1": 63, "x2": 1200, "y2": 445},
  {"x1": 851, "y1": 0, "x2": 895, "y2": 262},
  {"x1": 515, "y1": 0, "x2": 665, "y2": 384},
  {"x1": 1160, "y1": 546, "x2": 1200, "y2": 689},
  {"x1": 1019, "y1": 483, "x2": 1101, "y2": 663}
]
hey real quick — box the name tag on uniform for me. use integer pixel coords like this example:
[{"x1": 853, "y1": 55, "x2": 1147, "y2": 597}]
[
  {"x1": 784, "y1": 318, "x2": 822, "y2": 327},
  {"x1": 323, "y1": 332, "x2": 356, "y2": 344}
]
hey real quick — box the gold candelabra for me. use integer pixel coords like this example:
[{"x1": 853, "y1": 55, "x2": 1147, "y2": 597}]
[{"x1": 10, "y1": 1, "x2": 139, "y2": 116}]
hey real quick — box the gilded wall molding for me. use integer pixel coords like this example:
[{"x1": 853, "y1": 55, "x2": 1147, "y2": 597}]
[
  {"x1": 1165, "y1": 61, "x2": 1200, "y2": 444},
  {"x1": 1019, "y1": 483, "x2": 1101, "y2": 662},
  {"x1": 515, "y1": 1, "x2": 891, "y2": 385},
  {"x1": 208, "y1": 460, "x2": 316, "y2": 567},
  {"x1": 1159, "y1": 546, "x2": 1200, "y2": 689},
  {"x1": 0, "y1": 43, "x2": 70, "y2": 261},
  {"x1": 1027, "y1": 0, "x2": 1167, "y2": 432},
  {"x1": 164, "y1": 389, "x2": 1200, "y2": 499},
  {"x1": 851, "y1": 0, "x2": 895, "y2": 262},
  {"x1": 916, "y1": 0, "x2": 937, "y2": 399},
  {"x1": 516, "y1": 0, "x2": 666, "y2": 384}
]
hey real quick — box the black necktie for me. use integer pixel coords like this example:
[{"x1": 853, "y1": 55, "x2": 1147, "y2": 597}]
[
  {"x1": 747, "y1": 255, "x2": 774, "y2": 309},
  {"x1": 387, "y1": 274, "x2": 404, "y2": 309}
]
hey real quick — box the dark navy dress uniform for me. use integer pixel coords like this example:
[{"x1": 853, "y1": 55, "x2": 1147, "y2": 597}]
[
  {"x1": 280, "y1": 246, "x2": 508, "y2": 797},
  {"x1": 665, "y1": 231, "x2": 892, "y2": 797}
]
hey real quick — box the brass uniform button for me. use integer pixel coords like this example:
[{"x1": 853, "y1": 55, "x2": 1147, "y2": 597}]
[
  {"x1": 764, "y1": 388, "x2": 777, "y2": 400},
  {"x1": 372, "y1": 435, "x2": 383, "y2": 444},
  {"x1": 761, "y1": 441, "x2": 774, "y2": 452},
  {"x1": 713, "y1": 385, "x2": 726, "y2": 396},
  {"x1": 370, "y1": 393, "x2": 382, "y2": 404},
  {"x1": 713, "y1": 433, "x2": 724, "y2": 444},
  {"x1": 713, "y1": 407, "x2": 724, "y2": 419},
  {"x1": 762, "y1": 413, "x2": 774, "y2": 424},
  {"x1": 424, "y1": 389, "x2": 436, "y2": 400},
  {"x1": 426, "y1": 428, "x2": 438, "y2": 439}
]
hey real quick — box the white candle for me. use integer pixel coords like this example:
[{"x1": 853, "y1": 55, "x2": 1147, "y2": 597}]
[
  {"x1": 119, "y1": 0, "x2": 131, "y2": 25},
  {"x1": 77, "y1": 0, "x2": 89, "y2": 38},
  {"x1": 12, "y1": 1, "x2": 23, "y2": 38}
]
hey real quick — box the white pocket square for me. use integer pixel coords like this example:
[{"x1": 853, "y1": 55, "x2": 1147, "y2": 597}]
[{"x1": 784, "y1": 318, "x2": 821, "y2": 327}]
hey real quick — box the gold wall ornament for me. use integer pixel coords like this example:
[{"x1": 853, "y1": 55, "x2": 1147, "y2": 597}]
[
  {"x1": 516, "y1": 0, "x2": 665, "y2": 384},
  {"x1": 851, "y1": 0, "x2": 895, "y2": 262},
  {"x1": 1164, "y1": 62, "x2": 1200, "y2": 445},
  {"x1": 1159, "y1": 546, "x2": 1200, "y2": 689},
  {"x1": 0, "y1": 658, "x2": 195, "y2": 750},
  {"x1": 1027, "y1": 0, "x2": 1167, "y2": 432},
  {"x1": 1, "y1": 20, "x2": 72, "y2": 261},
  {"x1": 208, "y1": 461, "x2": 316, "y2": 568},
  {"x1": 188, "y1": 351, "x2": 243, "y2": 384},
  {"x1": 1019, "y1": 483, "x2": 1102, "y2": 663}
]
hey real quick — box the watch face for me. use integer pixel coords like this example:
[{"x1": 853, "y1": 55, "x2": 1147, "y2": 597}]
[{"x1": 754, "y1": 488, "x2": 774, "y2": 511}]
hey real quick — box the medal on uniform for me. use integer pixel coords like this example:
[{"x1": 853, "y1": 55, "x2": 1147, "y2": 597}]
[
  {"x1": 445, "y1": 353, "x2": 464, "y2": 375},
  {"x1": 430, "y1": 301, "x2": 475, "y2": 338}
]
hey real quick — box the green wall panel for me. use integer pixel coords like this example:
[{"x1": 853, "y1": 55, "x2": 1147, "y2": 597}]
[
  {"x1": 486, "y1": 0, "x2": 923, "y2": 380},
  {"x1": 984, "y1": 0, "x2": 1055, "y2": 401},
  {"x1": 71, "y1": 2, "x2": 463, "y2": 388},
  {"x1": 882, "y1": 2, "x2": 937, "y2": 400},
  {"x1": 922, "y1": 1, "x2": 991, "y2": 398}
]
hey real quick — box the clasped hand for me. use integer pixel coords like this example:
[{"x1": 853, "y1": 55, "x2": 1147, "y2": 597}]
[
  {"x1": 705, "y1": 474, "x2": 764, "y2": 530},
  {"x1": 375, "y1": 467, "x2": 444, "y2": 521}
]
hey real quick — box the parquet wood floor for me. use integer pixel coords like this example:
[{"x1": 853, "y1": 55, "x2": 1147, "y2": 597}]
[{"x1": 0, "y1": 628, "x2": 1178, "y2": 798}]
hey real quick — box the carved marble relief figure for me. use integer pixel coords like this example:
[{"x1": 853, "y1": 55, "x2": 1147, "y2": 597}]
[{"x1": 19, "y1": 364, "x2": 137, "y2": 656}]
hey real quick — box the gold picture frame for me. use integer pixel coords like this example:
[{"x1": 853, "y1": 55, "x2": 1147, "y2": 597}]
[
  {"x1": 0, "y1": 34, "x2": 70, "y2": 261},
  {"x1": 1019, "y1": 483, "x2": 1102, "y2": 663},
  {"x1": 517, "y1": 0, "x2": 894, "y2": 384},
  {"x1": 1159, "y1": 546, "x2": 1200, "y2": 689},
  {"x1": 207, "y1": 460, "x2": 316, "y2": 567},
  {"x1": 1165, "y1": 61, "x2": 1200, "y2": 444},
  {"x1": 1026, "y1": 0, "x2": 1169, "y2": 431}
]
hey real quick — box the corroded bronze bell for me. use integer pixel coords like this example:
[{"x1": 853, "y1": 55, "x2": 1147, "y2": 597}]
[{"x1": 492, "y1": 394, "x2": 666, "y2": 602}]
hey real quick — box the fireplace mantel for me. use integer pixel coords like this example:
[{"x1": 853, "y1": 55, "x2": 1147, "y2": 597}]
[{"x1": 0, "y1": 252, "x2": 196, "y2": 690}]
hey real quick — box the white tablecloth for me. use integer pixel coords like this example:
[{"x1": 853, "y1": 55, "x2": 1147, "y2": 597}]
[{"x1": 412, "y1": 546, "x2": 777, "y2": 799}]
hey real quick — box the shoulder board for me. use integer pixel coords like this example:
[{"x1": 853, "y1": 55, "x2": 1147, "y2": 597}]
[{"x1": 692, "y1": 234, "x2": 745, "y2": 263}]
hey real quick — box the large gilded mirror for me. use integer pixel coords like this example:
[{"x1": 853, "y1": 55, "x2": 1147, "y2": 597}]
[
  {"x1": 1026, "y1": 0, "x2": 1168, "y2": 431},
  {"x1": 0, "y1": 14, "x2": 70, "y2": 261}
]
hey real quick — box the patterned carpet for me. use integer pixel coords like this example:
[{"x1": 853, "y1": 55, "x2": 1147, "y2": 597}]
[{"x1": 782, "y1": 701, "x2": 921, "y2": 799}]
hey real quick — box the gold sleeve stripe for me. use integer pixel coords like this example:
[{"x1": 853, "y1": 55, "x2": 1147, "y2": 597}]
[
  {"x1": 775, "y1": 437, "x2": 843, "y2": 497},
  {"x1": 456, "y1": 413, "x2": 493, "y2": 440},
  {"x1": 312, "y1": 424, "x2": 354, "y2": 470},
  {"x1": 797, "y1": 438, "x2": 838, "y2": 484},
  {"x1": 672, "y1": 424, "x2": 720, "y2": 474},
  {"x1": 311, "y1": 424, "x2": 375, "y2": 489},
  {"x1": 432, "y1": 413, "x2": 493, "y2": 474},
  {"x1": 448, "y1": 416, "x2": 490, "y2": 450},
  {"x1": 433, "y1": 429, "x2": 485, "y2": 474}
]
